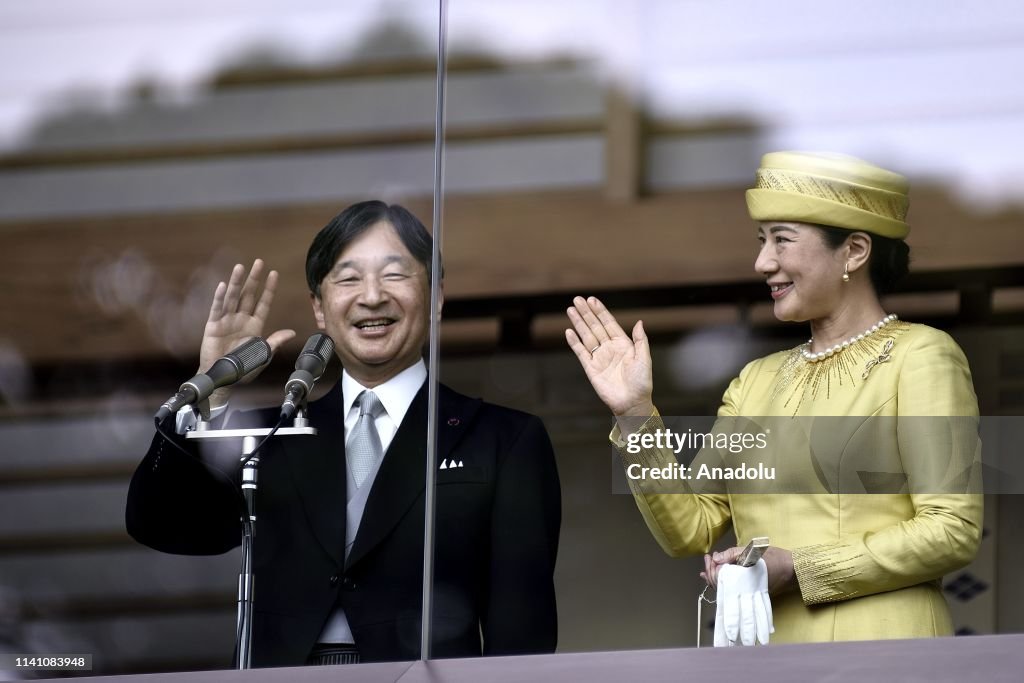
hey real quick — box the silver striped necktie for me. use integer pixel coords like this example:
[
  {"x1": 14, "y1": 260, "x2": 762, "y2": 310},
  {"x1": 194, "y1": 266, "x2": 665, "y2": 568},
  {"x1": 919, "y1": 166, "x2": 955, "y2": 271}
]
[{"x1": 348, "y1": 390, "x2": 384, "y2": 489}]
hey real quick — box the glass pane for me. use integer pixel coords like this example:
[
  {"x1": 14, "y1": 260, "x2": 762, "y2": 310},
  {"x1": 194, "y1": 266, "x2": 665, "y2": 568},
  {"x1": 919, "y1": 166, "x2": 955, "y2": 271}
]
[
  {"x1": 438, "y1": 0, "x2": 1024, "y2": 654},
  {"x1": 0, "y1": 0, "x2": 441, "y2": 674}
]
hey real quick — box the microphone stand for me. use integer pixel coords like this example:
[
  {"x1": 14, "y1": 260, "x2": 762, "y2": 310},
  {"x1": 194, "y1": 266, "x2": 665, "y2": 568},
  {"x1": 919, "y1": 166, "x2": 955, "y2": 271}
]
[{"x1": 186, "y1": 409, "x2": 317, "y2": 670}]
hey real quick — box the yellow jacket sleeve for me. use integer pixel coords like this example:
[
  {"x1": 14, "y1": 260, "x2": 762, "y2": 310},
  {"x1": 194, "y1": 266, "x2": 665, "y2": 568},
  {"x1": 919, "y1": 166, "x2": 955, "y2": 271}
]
[
  {"x1": 792, "y1": 328, "x2": 983, "y2": 604},
  {"x1": 609, "y1": 362, "x2": 761, "y2": 557}
]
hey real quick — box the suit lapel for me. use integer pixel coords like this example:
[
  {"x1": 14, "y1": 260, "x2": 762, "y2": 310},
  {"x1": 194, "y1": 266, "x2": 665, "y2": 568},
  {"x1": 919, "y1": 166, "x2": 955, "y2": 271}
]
[
  {"x1": 435, "y1": 384, "x2": 483, "y2": 471},
  {"x1": 284, "y1": 381, "x2": 347, "y2": 568},
  {"x1": 346, "y1": 382, "x2": 483, "y2": 570}
]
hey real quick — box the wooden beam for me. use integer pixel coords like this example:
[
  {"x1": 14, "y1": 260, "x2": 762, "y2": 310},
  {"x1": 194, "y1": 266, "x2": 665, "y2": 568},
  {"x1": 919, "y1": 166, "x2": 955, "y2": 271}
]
[
  {"x1": 0, "y1": 119, "x2": 602, "y2": 170},
  {"x1": 210, "y1": 55, "x2": 584, "y2": 89},
  {"x1": 604, "y1": 87, "x2": 644, "y2": 201},
  {"x1": 1, "y1": 188, "x2": 1020, "y2": 364},
  {"x1": 23, "y1": 592, "x2": 233, "y2": 622},
  {"x1": 0, "y1": 462, "x2": 135, "y2": 487},
  {"x1": 0, "y1": 115, "x2": 765, "y2": 171},
  {"x1": 0, "y1": 531, "x2": 136, "y2": 556}
]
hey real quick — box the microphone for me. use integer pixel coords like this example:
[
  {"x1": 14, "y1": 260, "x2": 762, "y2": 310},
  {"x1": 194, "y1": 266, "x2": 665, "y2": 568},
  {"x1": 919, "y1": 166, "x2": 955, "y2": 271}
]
[
  {"x1": 280, "y1": 333, "x2": 335, "y2": 419},
  {"x1": 155, "y1": 337, "x2": 273, "y2": 422}
]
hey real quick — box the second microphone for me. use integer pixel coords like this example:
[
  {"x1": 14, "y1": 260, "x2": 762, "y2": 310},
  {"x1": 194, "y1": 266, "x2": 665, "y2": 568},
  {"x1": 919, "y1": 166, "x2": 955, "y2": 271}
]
[{"x1": 280, "y1": 333, "x2": 335, "y2": 420}]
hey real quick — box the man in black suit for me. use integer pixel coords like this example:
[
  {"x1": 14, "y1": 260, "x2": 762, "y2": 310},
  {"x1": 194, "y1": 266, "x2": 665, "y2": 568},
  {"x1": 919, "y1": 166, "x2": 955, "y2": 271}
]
[{"x1": 126, "y1": 201, "x2": 561, "y2": 667}]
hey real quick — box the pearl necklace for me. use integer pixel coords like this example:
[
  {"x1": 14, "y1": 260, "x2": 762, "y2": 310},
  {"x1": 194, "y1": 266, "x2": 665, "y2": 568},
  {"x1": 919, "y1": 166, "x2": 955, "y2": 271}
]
[{"x1": 800, "y1": 313, "x2": 898, "y2": 362}]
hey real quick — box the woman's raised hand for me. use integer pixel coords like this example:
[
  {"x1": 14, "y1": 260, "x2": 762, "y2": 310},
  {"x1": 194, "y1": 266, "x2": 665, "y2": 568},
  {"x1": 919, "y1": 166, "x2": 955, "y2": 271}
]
[{"x1": 565, "y1": 296, "x2": 654, "y2": 417}]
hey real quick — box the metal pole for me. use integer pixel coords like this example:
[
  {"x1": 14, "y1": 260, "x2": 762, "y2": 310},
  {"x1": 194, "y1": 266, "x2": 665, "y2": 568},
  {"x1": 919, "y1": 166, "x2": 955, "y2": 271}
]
[
  {"x1": 187, "y1": 425, "x2": 316, "y2": 668},
  {"x1": 237, "y1": 436, "x2": 258, "y2": 669},
  {"x1": 421, "y1": 0, "x2": 449, "y2": 662}
]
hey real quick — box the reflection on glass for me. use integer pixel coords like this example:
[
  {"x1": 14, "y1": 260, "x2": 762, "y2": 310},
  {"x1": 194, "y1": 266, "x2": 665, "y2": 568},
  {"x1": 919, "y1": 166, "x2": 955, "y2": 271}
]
[
  {"x1": 438, "y1": 0, "x2": 1022, "y2": 653},
  {"x1": 1, "y1": 0, "x2": 1023, "y2": 674},
  {"x1": 0, "y1": 0, "x2": 446, "y2": 674}
]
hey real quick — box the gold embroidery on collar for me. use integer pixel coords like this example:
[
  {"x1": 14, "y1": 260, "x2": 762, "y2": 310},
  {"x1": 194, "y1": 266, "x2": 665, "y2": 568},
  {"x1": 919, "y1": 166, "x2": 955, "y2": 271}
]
[{"x1": 770, "y1": 321, "x2": 910, "y2": 414}]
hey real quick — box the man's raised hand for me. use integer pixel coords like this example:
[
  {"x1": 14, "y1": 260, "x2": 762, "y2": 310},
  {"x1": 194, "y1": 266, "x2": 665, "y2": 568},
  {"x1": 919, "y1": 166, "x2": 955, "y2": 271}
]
[{"x1": 199, "y1": 259, "x2": 296, "y2": 406}]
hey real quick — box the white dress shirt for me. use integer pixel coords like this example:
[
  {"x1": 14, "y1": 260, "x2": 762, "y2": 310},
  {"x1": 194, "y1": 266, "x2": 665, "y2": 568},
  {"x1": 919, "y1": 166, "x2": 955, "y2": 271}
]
[{"x1": 340, "y1": 359, "x2": 426, "y2": 457}]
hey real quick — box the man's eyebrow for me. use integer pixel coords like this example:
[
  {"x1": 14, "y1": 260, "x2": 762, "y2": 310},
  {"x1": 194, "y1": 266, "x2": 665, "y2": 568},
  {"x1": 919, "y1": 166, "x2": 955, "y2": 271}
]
[{"x1": 330, "y1": 254, "x2": 409, "y2": 273}]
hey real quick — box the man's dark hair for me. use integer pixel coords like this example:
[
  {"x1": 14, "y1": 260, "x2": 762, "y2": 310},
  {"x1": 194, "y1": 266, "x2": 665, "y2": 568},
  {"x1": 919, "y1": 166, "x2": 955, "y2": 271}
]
[
  {"x1": 305, "y1": 201, "x2": 438, "y2": 298},
  {"x1": 815, "y1": 224, "x2": 910, "y2": 296}
]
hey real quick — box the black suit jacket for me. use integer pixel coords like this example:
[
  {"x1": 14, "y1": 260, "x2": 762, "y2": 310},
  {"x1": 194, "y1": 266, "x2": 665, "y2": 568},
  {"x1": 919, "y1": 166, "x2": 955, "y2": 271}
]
[{"x1": 126, "y1": 380, "x2": 561, "y2": 667}]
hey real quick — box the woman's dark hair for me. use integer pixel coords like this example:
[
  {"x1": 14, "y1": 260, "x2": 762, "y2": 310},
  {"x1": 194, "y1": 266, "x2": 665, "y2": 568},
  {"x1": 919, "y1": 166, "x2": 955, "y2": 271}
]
[
  {"x1": 305, "y1": 200, "x2": 439, "y2": 297},
  {"x1": 815, "y1": 224, "x2": 910, "y2": 295}
]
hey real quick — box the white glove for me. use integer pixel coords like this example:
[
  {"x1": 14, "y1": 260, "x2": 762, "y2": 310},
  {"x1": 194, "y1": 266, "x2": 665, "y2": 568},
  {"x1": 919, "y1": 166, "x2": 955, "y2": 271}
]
[{"x1": 713, "y1": 559, "x2": 774, "y2": 646}]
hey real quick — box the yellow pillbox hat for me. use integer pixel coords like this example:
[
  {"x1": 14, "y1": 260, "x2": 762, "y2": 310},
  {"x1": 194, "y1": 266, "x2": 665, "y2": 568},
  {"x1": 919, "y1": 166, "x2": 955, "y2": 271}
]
[{"x1": 745, "y1": 151, "x2": 910, "y2": 239}]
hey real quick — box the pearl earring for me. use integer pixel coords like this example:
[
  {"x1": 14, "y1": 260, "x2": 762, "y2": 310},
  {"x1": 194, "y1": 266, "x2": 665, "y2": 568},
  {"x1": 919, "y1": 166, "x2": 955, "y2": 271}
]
[{"x1": 842, "y1": 263, "x2": 850, "y2": 283}]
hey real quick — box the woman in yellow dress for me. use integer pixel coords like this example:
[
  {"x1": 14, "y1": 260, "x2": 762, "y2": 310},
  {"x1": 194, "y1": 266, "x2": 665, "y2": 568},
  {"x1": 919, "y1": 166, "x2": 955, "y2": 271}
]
[{"x1": 565, "y1": 151, "x2": 982, "y2": 643}]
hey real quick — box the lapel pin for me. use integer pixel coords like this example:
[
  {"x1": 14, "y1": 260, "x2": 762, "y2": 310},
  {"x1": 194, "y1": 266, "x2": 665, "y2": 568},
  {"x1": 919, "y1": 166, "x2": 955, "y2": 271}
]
[{"x1": 447, "y1": 418, "x2": 460, "y2": 426}]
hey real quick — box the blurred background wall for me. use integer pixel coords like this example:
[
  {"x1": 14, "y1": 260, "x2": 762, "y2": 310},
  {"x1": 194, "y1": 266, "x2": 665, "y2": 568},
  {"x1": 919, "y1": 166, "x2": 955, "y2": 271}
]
[{"x1": 0, "y1": 0, "x2": 1022, "y2": 675}]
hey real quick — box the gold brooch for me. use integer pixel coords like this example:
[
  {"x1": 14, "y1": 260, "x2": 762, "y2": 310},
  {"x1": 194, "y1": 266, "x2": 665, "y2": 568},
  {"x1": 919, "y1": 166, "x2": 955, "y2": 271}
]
[{"x1": 862, "y1": 338, "x2": 894, "y2": 379}]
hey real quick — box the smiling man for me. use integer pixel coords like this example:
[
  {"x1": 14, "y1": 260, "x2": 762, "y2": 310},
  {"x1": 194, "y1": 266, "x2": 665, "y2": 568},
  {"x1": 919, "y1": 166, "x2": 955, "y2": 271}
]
[
  {"x1": 126, "y1": 201, "x2": 561, "y2": 668},
  {"x1": 306, "y1": 204, "x2": 434, "y2": 388}
]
